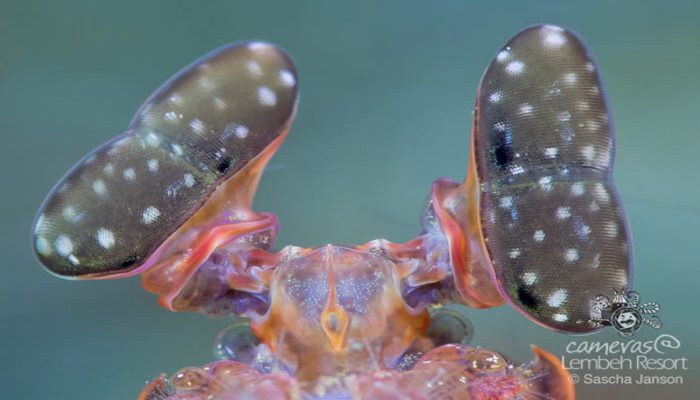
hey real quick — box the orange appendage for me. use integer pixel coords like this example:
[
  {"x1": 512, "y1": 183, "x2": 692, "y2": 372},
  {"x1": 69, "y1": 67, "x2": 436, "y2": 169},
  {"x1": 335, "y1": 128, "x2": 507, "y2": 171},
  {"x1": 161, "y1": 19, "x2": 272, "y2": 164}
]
[
  {"x1": 139, "y1": 345, "x2": 573, "y2": 399},
  {"x1": 140, "y1": 129, "x2": 287, "y2": 312},
  {"x1": 429, "y1": 173, "x2": 504, "y2": 308},
  {"x1": 141, "y1": 214, "x2": 279, "y2": 313}
]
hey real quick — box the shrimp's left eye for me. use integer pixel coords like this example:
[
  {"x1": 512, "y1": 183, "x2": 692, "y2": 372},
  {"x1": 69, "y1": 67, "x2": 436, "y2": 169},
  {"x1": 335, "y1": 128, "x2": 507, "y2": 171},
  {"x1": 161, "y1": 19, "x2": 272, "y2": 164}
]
[
  {"x1": 32, "y1": 41, "x2": 298, "y2": 278},
  {"x1": 473, "y1": 25, "x2": 632, "y2": 332}
]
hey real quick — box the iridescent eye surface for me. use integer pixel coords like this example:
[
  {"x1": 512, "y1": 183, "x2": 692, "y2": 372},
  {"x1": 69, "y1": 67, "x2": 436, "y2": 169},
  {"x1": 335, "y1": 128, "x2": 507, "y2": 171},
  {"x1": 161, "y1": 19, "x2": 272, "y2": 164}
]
[
  {"x1": 474, "y1": 25, "x2": 632, "y2": 332},
  {"x1": 32, "y1": 41, "x2": 298, "y2": 278}
]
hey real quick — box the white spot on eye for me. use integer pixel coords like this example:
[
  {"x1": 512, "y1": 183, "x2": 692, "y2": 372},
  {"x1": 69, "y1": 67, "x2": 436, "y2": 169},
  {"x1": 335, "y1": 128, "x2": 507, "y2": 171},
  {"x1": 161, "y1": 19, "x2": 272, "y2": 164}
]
[
  {"x1": 557, "y1": 111, "x2": 572, "y2": 122},
  {"x1": 214, "y1": 148, "x2": 229, "y2": 160},
  {"x1": 539, "y1": 176, "x2": 553, "y2": 192},
  {"x1": 542, "y1": 26, "x2": 566, "y2": 48},
  {"x1": 168, "y1": 94, "x2": 183, "y2": 105},
  {"x1": 509, "y1": 248, "x2": 522, "y2": 259},
  {"x1": 222, "y1": 123, "x2": 249, "y2": 140},
  {"x1": 556, "y1": 206, "x2": 571, "y2": 219},
  {"x1": 563, "y1": 73, "x2": 577, "y2": 84},
  {"x1": 547, "y1": 289, "x2": 568, "y2": 307},
  {"x1": 103, "y1": 163, "x2": 115, "y2": 176},
  {"x1": 258, "y1": 86, "x2": 277, "y2": 106},
  {"x1": 279, "y1": 69, "x2": 296, "y2": 87},
  {"x1": 493, "y1": 121, "x2": 507, "y2": 132},
  {"x1": 145, "y1": 132, "x2": 161, "y2": 147},
  {"x1": 248, "y1": 41, "x2": 268, "y2": 51},
  {"x1": 560, "y1": 124, "x2": 574, "y2": 144},
  {"x1": 213, "y1": 97, "x2": 227, "y2": 111},
  {"x1": 585, "y1": 62, "x2": 595, "y2": 72},
  {"x1": 553, "y1": 313, "x2": 569, "y2": 322},
  {"x1": 564, "y1": 248, "x2": 580, "y2": 262},
  {"x1": 505, "y1": 60, "x2": 525, "y2": 75},
  {"x1": 593, "y1": 182, "x2": 610, "y2": 202},
  {"x1": 581, "y1": 145, "x2": 596, "y2": 161},
  {"x1": 499, "y1": 196, "x2": 513, "y2": 208},
  {"x1": 246, "y1": 60, "x2": 263, "y2": 76},
  {"x1": 546, "y1": 85, "x2": 562, "y2": 99},
  {"x1": 62, "y1": 206, "x2": 77, "y2": 222},
  {"x1": 510, "y1": 165, "x2": 526, "y2": 175},
  {"x1": 164, "y1": 111, "x2": 182, "y2": 122},
  {"x1": 183, "y1": 173, "x2": 195, "y2": 187},
  {"x1": 571, "y1": 182, "x2": 585, "y2": 196},
  {"x1": 189, "y1": 118, "x2": 205, "y2": 134},
  {"x1": 611, "y1": 270, "x2": 628, "y2": 286},
  {"x1": 147, "y1": 159, "x2": 159, "y2": 173},
  {"x1": 96, "y1": 228, "x2": 115, "y2": 249},
  {"x1": 55, "y1": 234, "x2": 73, "y2": 257},
  {"x1": 171, "y1": 143, "x2": 183, "y2": 157},
  {"x1": 142, "y1": 206, "x2": 161, "y2": 225},
  {"x1": 235, "y1": 125, "x2": 249, "y2": 139},
  {"x1": 575, "y1": 216, "x2": 592, "y2": 241},
  {"x1": 496, "y1": 49, "x2": 510, "y2": 62},
  {"x1": 34, "y1": 214, "x2": 46, "y2": 234},
  {"x1": 166, "y1": 181, "x2": 182, "y2": 197},
  {"x1": 107, "y1": 137, "x2": 130, "y2": 156},
  {"x1": 605, "y1": 221, "x2": 618, "y2": 238},
  {"x1": 522, "y1": 272, "x2": 538, "y2": 286},
  {"x1": 92, "y1": 179, "x2": 107, "y2": 196},
  {"x1": 487, "y1": 209, "x2": 496, "y2": 223},
  {"x1": 36, "y1": 236, "x2": 52, "y2": 256},
  {"x1": 586, "y1": 119, "x2": 601, "y2": 131},
  {"x1": 518, "y1": 103, "x2": 534, "y2": 115},
  {"x1": 533, "y1": 230, "x2": 545, "y2": 242},
  {"x1": 544, "y1": 147, "x2": 558, "y2": 158},
  {"x1": 488, "y1": 91, "x2": 502, "y2": 103},
  {"x1": 123, "y1": 168, "x2": 136, "y2": 181},
  {"x1": 198, "y1": 76, "x2": 215, "y2": 91}
]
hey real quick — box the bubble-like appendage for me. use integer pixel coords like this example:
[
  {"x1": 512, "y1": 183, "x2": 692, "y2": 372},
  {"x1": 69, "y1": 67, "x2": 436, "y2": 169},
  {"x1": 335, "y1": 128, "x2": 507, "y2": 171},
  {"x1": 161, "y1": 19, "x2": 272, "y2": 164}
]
[
  {"x1": 139, "y1": 344, "x2": 573, "y2": 399},
  {"x1": 373, "y1": 345, "x2": 573, "y2": 400},
  {"x1": 213, "y1": 318, "x2": 260, "y2": 365},
  {"x1": 426, "y1": 303, "x2": 474, "y2": 346},
  {"x1": 169, "y1": 367, "x2": 209, "y2": 392},
  {"x1": 139, "y1": 361, "x2": 299, "y2": 400}
]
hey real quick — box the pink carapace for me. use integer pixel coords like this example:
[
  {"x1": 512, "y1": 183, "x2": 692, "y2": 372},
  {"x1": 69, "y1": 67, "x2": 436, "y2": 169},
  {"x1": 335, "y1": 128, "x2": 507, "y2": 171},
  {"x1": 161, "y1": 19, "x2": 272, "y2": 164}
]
[{"x1": 33, "y1": 24, "x2": 632, "y2": 399}]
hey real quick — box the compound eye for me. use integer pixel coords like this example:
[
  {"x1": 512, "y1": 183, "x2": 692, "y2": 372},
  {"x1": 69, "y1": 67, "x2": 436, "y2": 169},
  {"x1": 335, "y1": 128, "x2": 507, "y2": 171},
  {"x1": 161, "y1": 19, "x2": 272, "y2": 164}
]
[
  {"x1": 32, "y1": 41, "x2": 298, "y2": 278},
  {"x1": 474, "y1": 25, "x2": 632, "y2": 332}
]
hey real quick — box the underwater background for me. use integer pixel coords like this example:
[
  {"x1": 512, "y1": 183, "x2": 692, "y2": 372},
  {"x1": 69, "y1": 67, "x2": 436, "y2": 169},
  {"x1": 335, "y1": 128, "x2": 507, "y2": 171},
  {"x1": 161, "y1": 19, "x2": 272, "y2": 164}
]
[{"x1": 1, "y1": 1, "x2": 697, "y2": 398}]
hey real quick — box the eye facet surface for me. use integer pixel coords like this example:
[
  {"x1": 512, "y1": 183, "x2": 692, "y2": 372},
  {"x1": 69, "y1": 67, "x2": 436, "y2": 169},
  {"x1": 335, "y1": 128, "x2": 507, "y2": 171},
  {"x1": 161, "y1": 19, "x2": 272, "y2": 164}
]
[
  {"x1": 474, "y1": 25, "x2": 632, "y2": 332},
  {"x1": 32, "y1": 41, "x2": 298, "y2": 278}
]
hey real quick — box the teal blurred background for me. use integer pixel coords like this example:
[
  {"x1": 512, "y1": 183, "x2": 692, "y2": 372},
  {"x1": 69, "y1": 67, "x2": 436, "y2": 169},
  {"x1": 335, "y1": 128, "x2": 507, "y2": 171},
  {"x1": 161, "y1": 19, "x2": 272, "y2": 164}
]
[{"x1": 1, "y1": 1, "x2": 698, "y2": 398}]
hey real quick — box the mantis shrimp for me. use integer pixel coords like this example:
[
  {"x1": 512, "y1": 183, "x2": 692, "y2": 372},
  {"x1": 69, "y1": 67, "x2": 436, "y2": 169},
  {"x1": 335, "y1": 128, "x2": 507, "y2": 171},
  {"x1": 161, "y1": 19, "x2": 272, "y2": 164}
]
[{"x1": 32, "y1": 24, "x2": 632, "y2": 399}]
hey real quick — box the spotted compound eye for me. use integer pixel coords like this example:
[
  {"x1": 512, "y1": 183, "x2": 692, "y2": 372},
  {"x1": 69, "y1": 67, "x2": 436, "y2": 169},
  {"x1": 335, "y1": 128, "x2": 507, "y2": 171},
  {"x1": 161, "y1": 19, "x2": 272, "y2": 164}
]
[
  {"x1": 32, "y1": 41, "x2": 298, "y2": 278},
  {"x1": 474, "y1": 25, "x2": 632, "y2": 332}
]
